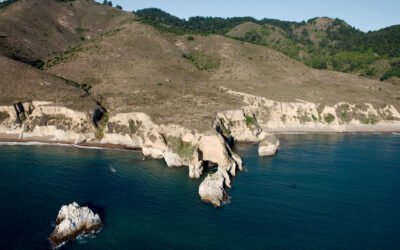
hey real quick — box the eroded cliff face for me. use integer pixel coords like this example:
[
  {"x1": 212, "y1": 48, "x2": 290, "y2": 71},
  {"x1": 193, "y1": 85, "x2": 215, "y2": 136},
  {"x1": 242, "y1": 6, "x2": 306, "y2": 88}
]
[
  {"x1": 219, "y1": 87, "x2": 400, "y2": 132},
  {"x1": 1, "y1": 90, "x2": 398, "y2": 207},
  {"x1": 0, "y1": 101, "x2": 243, "y2": 207}
]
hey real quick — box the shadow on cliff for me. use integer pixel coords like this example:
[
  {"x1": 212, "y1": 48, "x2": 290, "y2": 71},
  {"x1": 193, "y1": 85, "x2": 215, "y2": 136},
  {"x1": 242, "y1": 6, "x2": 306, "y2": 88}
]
[{"x1": 81, "y1": 201, "x2": 107, "y2": 224}]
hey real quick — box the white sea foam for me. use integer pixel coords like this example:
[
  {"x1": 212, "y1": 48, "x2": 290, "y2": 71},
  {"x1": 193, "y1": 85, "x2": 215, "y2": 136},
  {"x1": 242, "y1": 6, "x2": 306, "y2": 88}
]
[
  {"x1": 393, "y1": 132, "x2": 400, "y2": 136},
  {"x1": 222, "y1": 196, "x2": 232, "y2": 206},
  {"x1": 109, "y1": 165, "x2": 117, "y2": 173},
  {"x1": 0, "y1": 141, "x2": 105, "y2": 150}
]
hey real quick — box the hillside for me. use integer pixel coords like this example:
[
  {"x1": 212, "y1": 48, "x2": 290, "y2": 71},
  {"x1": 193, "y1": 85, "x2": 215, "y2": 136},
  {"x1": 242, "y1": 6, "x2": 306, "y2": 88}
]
[
  {"x1": 0, "y1": 0, "x2": 399, "y2": 131},
  {"x1": 136, "y1": 8, "x2": 400, "y2": 82},
  {"x1": 0, "y1": 0, "x2": 135, "y2": 65}
]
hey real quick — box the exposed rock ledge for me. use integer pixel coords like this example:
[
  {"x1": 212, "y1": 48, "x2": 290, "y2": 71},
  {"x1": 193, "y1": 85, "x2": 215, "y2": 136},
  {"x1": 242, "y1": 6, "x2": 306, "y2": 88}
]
[
  {"x1": 3, "y1": 93, "x2": 398, "y2": 206},
  {"x1": 219, "y1": 87, "x2": 400, "y2": 132},
  {"x1": 49, "y1": 202, "x2": 102, "y2": 249},
  {"x1": 0, "y1": 101, "x2": 244, "y2": 207}
]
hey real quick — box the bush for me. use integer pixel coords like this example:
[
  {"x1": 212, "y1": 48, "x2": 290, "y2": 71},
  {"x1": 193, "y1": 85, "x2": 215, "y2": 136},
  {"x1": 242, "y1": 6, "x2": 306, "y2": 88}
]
[
  {"x1": 331, "y1": 51, "x2": 377, "y2": 72},
  {"x1": 306, "y1": 56, "x2": 328, "y2": 69},
  {"x1": 245, "y1": 115, "x2": 256, "y2": 127},
  {"x1": 324, "y1": 113, "x2": 335, "y2": 123},
  {"x1": 380, "y1": 67, "x2": 400, "y2": 81},
  {"x1": 182, "y1": 52, "x2": 220, "y2": 71},
  {"x1": 166, "y1": 136, "x2": 196, "y2": 160},
  {"x1": 0, "y1": 111, "x2": 10, "y2": 123},
  {"x1": 30, "y1": 59, "x2": 45, "y2": 70}
]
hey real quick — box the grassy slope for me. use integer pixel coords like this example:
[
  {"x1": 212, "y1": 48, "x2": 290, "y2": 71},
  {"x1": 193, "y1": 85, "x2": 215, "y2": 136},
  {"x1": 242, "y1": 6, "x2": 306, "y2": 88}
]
[
  {"x1": 0, "y1": 0, "x2": 134, "y2": 63},
  {"x1": 0, "y1": 0, "x2": 399, "y2": 130},
  {"x1": 136, "y1": 9, "x2": 400, "y2": 82},
  {"x1": 0, "y1": 55, "x2": 96, "y2": 111}
]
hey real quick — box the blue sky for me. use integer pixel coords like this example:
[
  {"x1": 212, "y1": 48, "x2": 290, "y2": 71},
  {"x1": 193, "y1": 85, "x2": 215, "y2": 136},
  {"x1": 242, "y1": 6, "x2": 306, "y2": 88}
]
[{"x1": 101, "y1": 0, "x2": 400, "y2": 32}]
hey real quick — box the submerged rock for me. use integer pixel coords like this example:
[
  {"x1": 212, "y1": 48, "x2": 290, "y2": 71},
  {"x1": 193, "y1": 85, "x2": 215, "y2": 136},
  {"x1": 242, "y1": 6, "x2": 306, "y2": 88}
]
[
  {"x1": 258, "y1": 134, "x2": 280, "y2": 157},
  {"x1": 49, "y1": 202, "x2": 102, "y2": 249}
]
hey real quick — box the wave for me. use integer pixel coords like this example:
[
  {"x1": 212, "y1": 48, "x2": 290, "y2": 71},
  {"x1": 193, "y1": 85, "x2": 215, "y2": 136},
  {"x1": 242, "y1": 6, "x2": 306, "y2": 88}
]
[
  {"x1": 393, "y1": 132, "x2": 400, "y2": 136},
  {"x1": 109, "y1": 165, "x2": 117, "y2": 173},
  {"x1": 222, "y1": 196, "x2": 232, "y2": 206},
  {"x1": 0, "y1": 141, "x2": 105, "y2": 150}
]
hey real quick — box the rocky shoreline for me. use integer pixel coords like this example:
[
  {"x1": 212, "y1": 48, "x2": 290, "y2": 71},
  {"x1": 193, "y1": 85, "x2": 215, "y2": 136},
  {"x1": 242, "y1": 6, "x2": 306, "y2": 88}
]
[{"x1": 1, "y1": 97, "x2": 400, "y2": 207}]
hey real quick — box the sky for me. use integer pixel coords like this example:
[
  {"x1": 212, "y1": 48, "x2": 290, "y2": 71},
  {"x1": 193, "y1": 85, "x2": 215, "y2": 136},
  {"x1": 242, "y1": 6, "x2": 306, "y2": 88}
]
[{"x1": 101, "y1": 0, "x2": 400, "y2": 32}]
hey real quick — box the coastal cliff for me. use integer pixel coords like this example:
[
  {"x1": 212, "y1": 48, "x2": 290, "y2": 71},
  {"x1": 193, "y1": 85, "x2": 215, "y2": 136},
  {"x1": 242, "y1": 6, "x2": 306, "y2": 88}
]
[
  {"x1": 219, "y1": 87, "x2": 400, "y2": 133},
  {"x1": 1, "y1": 95, "x2": 400, "y2": 206},
  {"x1": 0, "y1": 101, "x2": 243, "y2": 206}
]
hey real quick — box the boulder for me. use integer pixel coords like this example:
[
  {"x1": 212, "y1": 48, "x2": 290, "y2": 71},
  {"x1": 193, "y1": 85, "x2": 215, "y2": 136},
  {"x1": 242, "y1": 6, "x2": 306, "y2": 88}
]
[
  {"x1": 49, "y1": 202, "x2": 102, "y2": 249},
  {"x1": 258, "y1": 134, "x2": 280, "y2": 157},
  {"x1": 198, "y1": 170, "x2": 227, "y2": 207}
]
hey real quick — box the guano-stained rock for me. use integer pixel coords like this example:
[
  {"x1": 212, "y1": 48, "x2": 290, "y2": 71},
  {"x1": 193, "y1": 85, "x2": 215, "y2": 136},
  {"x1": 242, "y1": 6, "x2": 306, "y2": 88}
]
[{"x1": 49, "y1": 202, "x2": 102, "y2": 249}]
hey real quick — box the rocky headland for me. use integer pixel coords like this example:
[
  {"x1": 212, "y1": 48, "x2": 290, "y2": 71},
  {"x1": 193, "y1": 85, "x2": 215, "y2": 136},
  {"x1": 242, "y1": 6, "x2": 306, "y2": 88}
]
[{"x1": 1, "y1": 96, "x2": 400, "y2": 206}]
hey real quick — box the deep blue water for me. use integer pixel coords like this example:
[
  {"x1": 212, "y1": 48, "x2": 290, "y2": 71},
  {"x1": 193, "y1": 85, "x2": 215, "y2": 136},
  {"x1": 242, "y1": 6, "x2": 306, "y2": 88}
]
[{"x1": 0, "y1": 134, "x2": 399, "y2": 250}]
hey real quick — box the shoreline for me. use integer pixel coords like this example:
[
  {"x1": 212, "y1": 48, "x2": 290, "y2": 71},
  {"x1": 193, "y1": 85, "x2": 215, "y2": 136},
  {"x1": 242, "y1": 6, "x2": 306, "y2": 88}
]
[
  {"x1": 0, "y1": 130, "x2": 399, "y2": 151},
  {"x1": 0, "y1": 137, "x2": 142, "y2": 151}
]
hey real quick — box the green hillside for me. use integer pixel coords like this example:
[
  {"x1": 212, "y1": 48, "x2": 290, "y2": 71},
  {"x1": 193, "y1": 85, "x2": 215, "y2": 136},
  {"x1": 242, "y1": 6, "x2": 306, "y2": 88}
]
[{"x1": 135, "y1": 8, "x2": 400, "y2": 82}]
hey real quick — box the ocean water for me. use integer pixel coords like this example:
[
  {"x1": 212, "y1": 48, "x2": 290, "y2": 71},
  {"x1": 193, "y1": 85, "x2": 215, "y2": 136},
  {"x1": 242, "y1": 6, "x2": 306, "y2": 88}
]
[{"x1": 0, "y1": 134, "x2": 399, "y2": 250}]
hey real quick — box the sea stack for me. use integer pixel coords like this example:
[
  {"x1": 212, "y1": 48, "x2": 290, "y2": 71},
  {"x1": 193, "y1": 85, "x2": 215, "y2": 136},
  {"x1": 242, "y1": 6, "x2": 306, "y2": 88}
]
[
  {"x1": 258, "y1": 134, "x2": 280, "y2": 157},
  {"x1": 49, "y1": 202, "x2": 102, "y2": 249},
  {"x1": 198, "y1": 170, "x2": 227, "y2": 207}
]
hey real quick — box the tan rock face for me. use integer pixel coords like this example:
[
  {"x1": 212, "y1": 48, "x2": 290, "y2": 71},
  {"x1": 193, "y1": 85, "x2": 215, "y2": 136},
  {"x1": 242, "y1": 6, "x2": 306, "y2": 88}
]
[
  {"x1": 258, "y1": 134, "x2": 280, "y2": 157},
  {"x1": 215, "y1": 109, "x2": 265, "y2": 142},
  {"x1": 49, "y1": 202, "x2": 102, "y2": 249},
  {"x1": 221, "y1": 87, "x2": 400, "y2": 132},
  {"x1": 0, "y1": 101, "x2": 252, "y2": 207},
  {"x1": 198, "y1": 170, "x2": 227, "y2": 207}
]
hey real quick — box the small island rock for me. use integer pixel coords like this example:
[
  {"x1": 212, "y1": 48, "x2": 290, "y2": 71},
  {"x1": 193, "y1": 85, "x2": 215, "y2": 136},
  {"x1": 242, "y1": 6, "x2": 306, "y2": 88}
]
[
  {"x1": 258, "y1": 134, "x2": 280, "y2": 157},
  {"x1": 49, "y1": 202, "x2": 102, "y2": 249}
]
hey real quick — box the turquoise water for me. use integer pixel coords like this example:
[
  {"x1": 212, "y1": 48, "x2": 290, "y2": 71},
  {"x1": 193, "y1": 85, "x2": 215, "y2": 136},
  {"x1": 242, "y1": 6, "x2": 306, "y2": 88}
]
[{"x1": 0, "y1": 134, "x2": 399, "y2": 249}]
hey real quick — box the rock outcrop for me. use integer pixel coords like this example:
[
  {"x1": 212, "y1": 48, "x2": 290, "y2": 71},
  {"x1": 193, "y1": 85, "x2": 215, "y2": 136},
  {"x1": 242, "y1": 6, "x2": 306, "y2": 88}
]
[
  {"x1": 49, "y1": 202, "x2": 102, "y2": 249},
  {"x1": 220, "y1": 87, "x2": 400, "y2": 132},
  {"x1": 199, "y1": 169, "x2": 228, "y2": 207},
  {"x1": 258, "y1": 134, "x2": 280, "y2": 157},
  {"x1": 214, "y1": 109, "x2": 267, "y2": 143},
  {"x1": 4, "y1": 90, "x2": 399, "y2": 207},
  {"x1": 0, "y1": 101, "x2": 244, "y2": 206}
]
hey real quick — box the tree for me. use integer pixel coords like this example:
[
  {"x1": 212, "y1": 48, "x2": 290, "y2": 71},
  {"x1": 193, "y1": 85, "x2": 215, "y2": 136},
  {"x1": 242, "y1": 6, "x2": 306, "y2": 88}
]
[
  {"x1": 116, "y1": 5, "x2": 122, "y2": 10},
  {"x1": 107, "y1": 1, "x2": 112, "y2": 7}
]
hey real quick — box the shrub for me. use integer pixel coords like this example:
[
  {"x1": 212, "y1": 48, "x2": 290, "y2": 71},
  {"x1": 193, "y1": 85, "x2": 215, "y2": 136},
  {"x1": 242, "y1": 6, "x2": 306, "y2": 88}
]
[
  {"x1": 166, "y1": 136, "x2": 196, "y2": 160},
  {"x1": 380, "y1": 67, "x2": 400, "y2": 81},
  {"x1": 324, "y1": 113, "x2": 335, "y2": 123},
  {"x1": 182, "y1": 52, "x2": 220, "y2": 71},
  {"x1": 306, "y1": 56, "x2": 327, "y2": 69},
  {"x1": 30, "y1": 60, "x2": 45, "y2": 70},
  {"x1": 0, "y1": 111, "x2": 10, "y2": 123},
  {"x1": 94, "y1": 111, "x2": 109, "y2": 140},
  {"x1": 245, "y1": 115, "x2": 256, "y2": 127}
]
